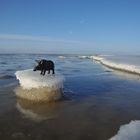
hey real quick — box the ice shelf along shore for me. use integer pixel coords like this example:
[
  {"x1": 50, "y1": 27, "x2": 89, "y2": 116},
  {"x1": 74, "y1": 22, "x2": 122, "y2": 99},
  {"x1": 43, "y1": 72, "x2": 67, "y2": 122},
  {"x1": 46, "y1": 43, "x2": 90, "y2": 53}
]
[{"x1": 89, "y1": 55, "x2": 140, "y2": 75}]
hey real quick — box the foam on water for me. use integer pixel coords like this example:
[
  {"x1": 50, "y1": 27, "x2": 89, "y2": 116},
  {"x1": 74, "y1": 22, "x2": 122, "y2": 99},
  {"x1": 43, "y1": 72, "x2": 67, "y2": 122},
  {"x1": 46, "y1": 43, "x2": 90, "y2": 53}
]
[
  {"x1": 15, "y1": 69, "x2": 64, "y2": 101},
  {"x1": 109, "y1": 120, "x2": 140, "y2": 140},
  {"x1": 78, "y1": 56, "x2": 90, "y2": 59},
  {"x1": 90, "y1": 55, "x2": 104, "y2": 61}
]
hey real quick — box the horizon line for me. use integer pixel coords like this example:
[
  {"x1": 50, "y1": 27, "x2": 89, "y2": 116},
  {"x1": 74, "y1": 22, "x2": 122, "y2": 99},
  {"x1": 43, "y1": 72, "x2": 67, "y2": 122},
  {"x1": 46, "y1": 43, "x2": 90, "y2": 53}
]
[{"x1": 0, "y1": 33, "x2": 79, "y2": 44}]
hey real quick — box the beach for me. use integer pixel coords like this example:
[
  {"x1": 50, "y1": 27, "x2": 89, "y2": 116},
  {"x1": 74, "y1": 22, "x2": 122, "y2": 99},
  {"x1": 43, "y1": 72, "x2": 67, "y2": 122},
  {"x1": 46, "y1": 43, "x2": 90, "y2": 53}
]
[{"x1": 0, "y1": 54, "x2": 140, "y2": 140}]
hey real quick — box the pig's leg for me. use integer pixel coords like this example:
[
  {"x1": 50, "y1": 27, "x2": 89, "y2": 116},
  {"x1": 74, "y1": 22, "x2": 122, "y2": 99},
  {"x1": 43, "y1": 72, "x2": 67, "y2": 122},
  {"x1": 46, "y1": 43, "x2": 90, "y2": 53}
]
[
  {"x1": 52, "y1": 69, "x2": 55, "y2": 74},
  {"x1": 43, "y1": 70, "x2": 46, "y2": 75},
  {"x1": 40, "y1": 71, "x2": 43, "y2": 75},
  {"x1": 48, "y1": 70, "x2": 50, "y2": 74}
]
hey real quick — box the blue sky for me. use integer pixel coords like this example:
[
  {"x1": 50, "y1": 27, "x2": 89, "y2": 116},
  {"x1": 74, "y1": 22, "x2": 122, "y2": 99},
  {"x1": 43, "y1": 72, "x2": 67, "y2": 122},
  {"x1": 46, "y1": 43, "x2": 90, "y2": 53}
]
[{"x1": 0, "y1": 0, "x2": 140, "y2": 54}]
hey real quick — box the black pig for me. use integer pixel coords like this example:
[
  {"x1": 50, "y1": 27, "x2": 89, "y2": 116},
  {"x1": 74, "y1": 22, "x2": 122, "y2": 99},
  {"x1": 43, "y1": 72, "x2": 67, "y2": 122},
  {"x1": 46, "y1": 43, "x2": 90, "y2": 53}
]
[{"x1": 33, "y1": 59, "x2": 55, "y2": 75}]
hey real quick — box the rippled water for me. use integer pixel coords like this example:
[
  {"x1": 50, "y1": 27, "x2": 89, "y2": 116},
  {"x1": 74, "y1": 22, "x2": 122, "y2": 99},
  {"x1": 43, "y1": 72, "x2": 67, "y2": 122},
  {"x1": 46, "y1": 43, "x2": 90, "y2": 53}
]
[{"x1": 0, "y1": 54, "x2": 140, "y2": 140}]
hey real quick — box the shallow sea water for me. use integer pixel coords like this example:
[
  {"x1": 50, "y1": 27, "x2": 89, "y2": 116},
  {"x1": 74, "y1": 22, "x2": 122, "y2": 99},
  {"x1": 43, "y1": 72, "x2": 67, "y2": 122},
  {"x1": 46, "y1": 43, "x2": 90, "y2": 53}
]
[{"x1": 0, "y1": 54, "x2": 140, "y2": 140}]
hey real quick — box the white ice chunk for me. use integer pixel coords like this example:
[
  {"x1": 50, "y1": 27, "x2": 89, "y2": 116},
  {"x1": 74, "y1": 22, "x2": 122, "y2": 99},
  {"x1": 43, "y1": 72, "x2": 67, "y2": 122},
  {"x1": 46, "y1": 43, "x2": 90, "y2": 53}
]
[{"x1": 109, "y1": 120, "x2": 140, "y2": 140}]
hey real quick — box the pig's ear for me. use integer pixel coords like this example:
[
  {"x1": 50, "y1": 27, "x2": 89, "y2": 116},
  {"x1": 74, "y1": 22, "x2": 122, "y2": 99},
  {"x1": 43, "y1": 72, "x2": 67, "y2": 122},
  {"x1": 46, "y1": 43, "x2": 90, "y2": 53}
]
[
  {"x1": 35, "y1": 60, "x2": 40, "y2": 63},
  {"x1": 40, "y1": 60, "x2": 43, "y2": 64}
]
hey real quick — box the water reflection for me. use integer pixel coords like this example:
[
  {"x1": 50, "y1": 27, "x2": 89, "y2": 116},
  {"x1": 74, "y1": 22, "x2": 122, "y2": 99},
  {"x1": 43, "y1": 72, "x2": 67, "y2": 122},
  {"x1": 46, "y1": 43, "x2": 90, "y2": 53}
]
[
  {"x1": 16, "y1": 98, "x2": 61, "y2": 122},
  {"x1": 112, "y1": 70, "x2": 140, "y2": 81},
  {"x1": 101, "y1": 65, "x2": 140, "y2": 82},
  {"x1": 15, "y1": 86, "x2": 63, "y2": 122}
]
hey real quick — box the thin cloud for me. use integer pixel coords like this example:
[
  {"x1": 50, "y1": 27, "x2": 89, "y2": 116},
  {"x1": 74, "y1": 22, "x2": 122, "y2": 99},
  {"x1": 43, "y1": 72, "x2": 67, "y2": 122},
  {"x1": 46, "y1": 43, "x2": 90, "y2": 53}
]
[
  {"x1": 69, "y1": 31, "x2": 73, "y2": 35},
  {"x1": 80, "y1": 19, "x2": 85, "y2": 24},
  {"x1": 0, "y1": 34, "x2": 79, "y2": 43}
]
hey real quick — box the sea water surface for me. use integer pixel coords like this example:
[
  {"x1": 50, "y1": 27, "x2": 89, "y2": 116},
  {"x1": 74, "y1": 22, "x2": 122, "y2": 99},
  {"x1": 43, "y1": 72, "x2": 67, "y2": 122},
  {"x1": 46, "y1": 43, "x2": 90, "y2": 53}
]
[{"x1": 0, "y1": 54, "x2": 140, "y2": 140}]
